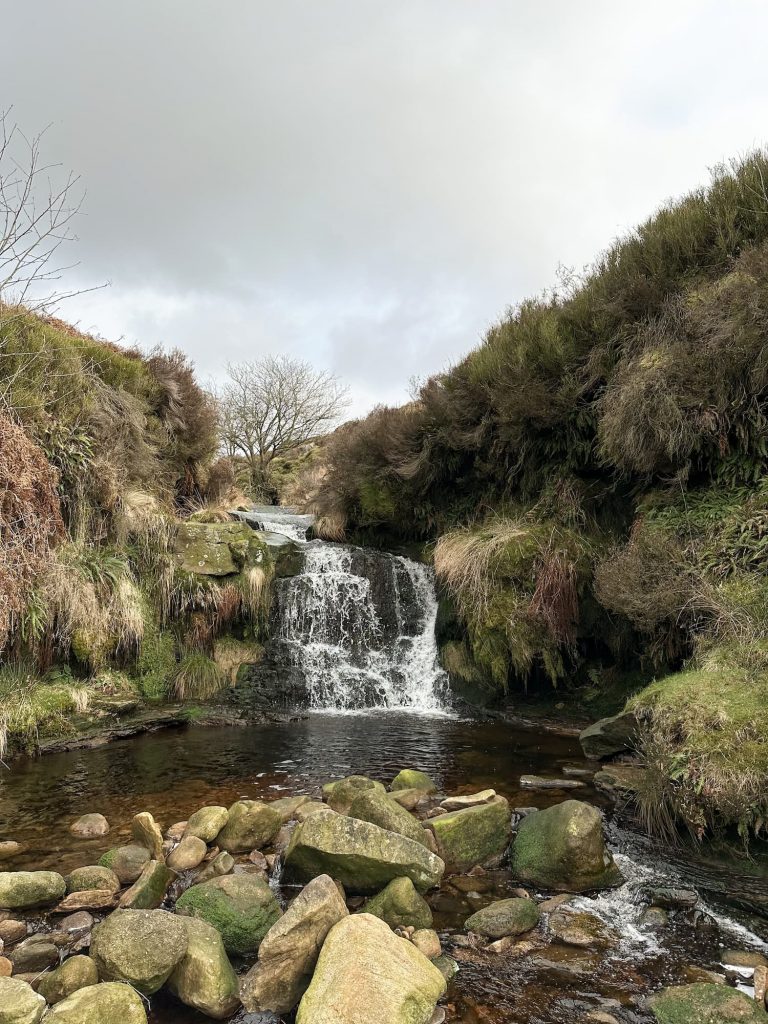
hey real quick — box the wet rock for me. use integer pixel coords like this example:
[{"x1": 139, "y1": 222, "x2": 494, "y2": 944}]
[
  {"x1": 465, "y1": 897, "x2": 540, "y2": 939},
  {"x1": 440, "y1": 789, "x2": 496, "y2": 811},
  {"x1": 593, "y1": 764, "x2": 646, "y2": 799},
  {"x1": 547, "y1": 907, "x2": 618, "y2": 949},
  {"x1": 649, "y1": 982, "x2": 766, "y2": 1022},
  {"x1": 9, "y1": 937, "x2": 59, "y2": 974},
  {"x1": 648, "y1": 886, "x2": 698, "y2": 910},
  {"x1": 168, "y1": 836, "x2": 208, "y2": 872},
  {"x1": 241, "y1": 874, "x2": 348, "y2": 1014},
  {"x1": 59, "y1": 913, "x2": 92, "y2": 937},
  {"x1": 249, "y1": 850, "x2": 269, "y2": 870},
  {"x1": 65, "y1": 866, "x2": 120, "y2": 896},
  {"x1": 0, "y1": 977, "x2": 46, "y2": 1023},
  {"x1": 0, "y1": 842, "x2": 25, "y2": 862},
  {"x1": 165, "y1": 821, "x2": 188, "y2": 841},
  {"x1": 721, "y1": 950, "x2": 768, "y2": 969},
  {"x1": 268, "y1": 795, "x2": 311, "y2": 822},
  {"x1": 429, "y1": 1009, "x2": 446, "y2": 1024},
  {"x1": 539, "y1": 893, "x2": 573, "y2": 913},
  {"x1": 348, "y1": 790, "x2": 430, "y2": 848},
  {"x1": 69, "y1": 814, "x2": 109, "y2": 839},
  {"x1": 509, "y1": 800, "x2": 623, "y2": 892},
  {"x1": 176, "y1": 873, "x2": 281, "y2": 957},
  {"x1": 411, "y1": 928, "x2": 441, "y2": 959},
  {"x1": 0, "y1": 920, "x2": 27, "y2": 945},
  {"x1": 284, "y1": 810, "x2": 444, "y2": 894},
  {"x1": 296, "y1": 801, "x2": 331, "y2": 821},
  {"x1": 174, "y1": 520, "x2": 257, "y2": 575},
  {"x1": 388, "y1": 788, "x2": 428, "y2": 811},
  {"x1": 37, "y1": 956, "x2": 99, "y2": 1005},
  {"x1": 362, "y1": 877, "x2": 433, "y2": 930},
  {"x1": 295, "y1": 913, "x2": 446, "y2": 1024},
  {"x1": 118, "y1": 861, "x2": 175, "y2": 910},
  {"x1": 168, "y1": 917, "x2": 240, "y2": 1020},
  {"x1": 98, "y1": 845, "x2": 150, "y2": 885},
  {"x1": 519, "y1": 775, "x2": 585, "y2": 790},
  {"x1": 56, "y1": 890, "x2": 117, "y2": 913},
  {"x1": 425, "y1": 796, "x2": 511, "y2": 872},
  {"x1": 215, "y1": 800, "x2": 282, "y2": 854},
  {"x1": 184, "y1": 806, "x2": 229, "y2": 843},
  {"x1": 42, "y1": 981, "x2": 148, "y2": 1023},
  {"x1": 195, "y1": 851, "x2": 235, "y2": 884},
  {"x1": 90, "y1": 909, "x2": 188, "y2": 995},
  {"x1": 487, "y1": 936, "x2": 538, "y2": 955},
  {"x1": 562, "y1": 766, "x2": 594, "y2": 777},
  {"x1": 578, "y1": 711, "x2": 639, "y2": 760},
  {"x1": 431, "y1": 953, "x2": 459, "y2": 982},
  {"x1": 528, "y1": 944, "x2": 602, "y2": 979},
  {"x1": 390, "y1": 770, "x2": 437, "y2": 794},
  {"x1": 0, "y1": 872, "x2": 66, "y2": 910},
  {"x1": 0, "y1": 956, "x2": 11, "y2": 976},
  {"x1": 449, "y1": 875, "x2": 493, "y2": 894},
  {"x1": 681, "y1": 964, "x2": 726, "y2": 985},
  {"x1": 131, "y1": 812, "x2": 164, "y2": 861},
  {"x1": 638, "y1": 906, "x2": 669, "y2": 931},
  {"x1": 325, "y1": 776, "x2": 386, "y2": 814}
]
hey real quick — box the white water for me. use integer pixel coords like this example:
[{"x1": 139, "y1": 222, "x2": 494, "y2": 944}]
[{"x1": 231, "y1": 505, "x2": 315, "y2": 543}]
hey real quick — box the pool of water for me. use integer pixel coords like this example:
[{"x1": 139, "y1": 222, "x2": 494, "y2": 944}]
[{"x1": 1, "y1": 713, "x2": 766, "y2": 1023}]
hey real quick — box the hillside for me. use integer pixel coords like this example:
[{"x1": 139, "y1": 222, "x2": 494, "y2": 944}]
[{"x1": 310, "y1": 153, "x2": 768, "y2": 843}]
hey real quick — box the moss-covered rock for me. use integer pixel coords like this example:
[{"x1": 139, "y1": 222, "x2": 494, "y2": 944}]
[
  {"x1": 425, "y1": 796, "x2": 510, "y2": 871},
  {"x1": 167, "y1": 917, "x2": 240, "y2": 1020},
  {"x1": 0, "y1": 871, "x2": 66, "y2": 910},
  {"x1": 348, "y1": 790, "x2": 430, "y2": 848},
  {"x1": 65, "y1": 866, "x2": 120, "y2": 896},
  {"x1": 465, "y1": 897, "x2": 540, "y2": 939},
  {"x1": 36, "y1": 956, "x2": 99, "y2": 1005},
  {"x1": 118, "y1": 860, "x2": 175, "y2": 910},
  {"x1": 184, "y1": 806, "x2": 229, "y2": 843},
  {"x1": 175, "y1": 874, "x2": 281, "y2": 957},
  {"x1": 0, "y1": 976, "x2": 46, "y2": 1023},
  {"x1": 361, "y1": 877, "x2": 433, "y2": 930},
  {"x1": 130, "y1": 812, "x2": 164, "y2": 860},
  {"x1": 98, "y1": 845, "x2": 149, "y2": 885},
  {"x1": 325, "y1": 776, "x2": 386, "y2": 814},
  {"x1": 174, "y1": 521, "x2": 265, "y2": 576},
  {"x1": 649, "y1": 982, "x2": 766, "y2": 1022},
  {"x1": 285, "y1": 811, "x2": 444, "y2": 894},
  {"x1": 510, "y1": 799, "x2": 623, "y2": 892},
  {"x1": 390, "y1": 770, "x2": 437, "y2": 794},
  {"x1": 215, "y1": 799, "x2": 282, "y2": 853},
  {"x1": 42, "y1": 982, "x2": 148, "y2": 1023},
  {"x1": 579, "y1": 711, "x2": 639, "y2": 759},
  {"x1": 90, "y1": 909, "x2": 188, "y2": 995}
]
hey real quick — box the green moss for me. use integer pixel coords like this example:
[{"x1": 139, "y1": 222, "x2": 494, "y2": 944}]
[
  {"x1": 176, "y1": 875, "x2": 281, "y2": 956},
  {"x1": 649, "y1": 983, "x2": 766, "y2": 1023},
  {"x1": 427, "y1": 797, "x2": 510, "y2": 871},
  {"x1": 362, "y1": 877, "x2": 433, "y2": 929}
]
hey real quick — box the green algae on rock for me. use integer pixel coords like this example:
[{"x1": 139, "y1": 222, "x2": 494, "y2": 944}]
[
  {"x1": 89, "y1": 909, "x2": 188, "y2": 995},
  {"x1": 0, "y1": 870, "x2": 66, "y2": 910},
  {"x1": 214, "y1": 799, "x2": 282, "y2": 853},
  {"x1": 649, "y1": 982, "x2": 767, "y2": 1022},
  {"x1": 175, "y1": 873, "x2": 281, "y2": 956},
  {"x1": 348, "y1": 789, "x2": 431, "y2": 848},
  {"x1": 42, "y1": 982, "x2": 148, "y2": 1023},
  {"x1": 390, "y1": 769, "x2": 437, "y2": 794},
  {"x1": 425, "y1": 795, "x2": 511, "y2": 870},
  {"x1": 167, "y1": 917, "x2": 240, "y2": 1020},
  {"x1": 465, "y1": 896, "x2": 540, "y2": 939},
  {"x1": 361, "y1": 876, "x2": 433, "y2": 930}
]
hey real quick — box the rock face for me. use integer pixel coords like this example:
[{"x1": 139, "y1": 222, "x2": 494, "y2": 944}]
[
  {"x1": 215, "y1": 800, "x2": 282, "y2": 854},
  {"x1": 0, "y1": 977, "x2": 46, "y2": 1024},
  {"x1": 362, "y1": 877, "x2": 433, "y2": 930},
  {"x1": 325, "y1": 776, "x2": 386, "y2": 815},
  {"x1": 175, "y1": 874, "x2": 281, "y2": 956},
  {"x1": 390, "y1": 770, "x2": 437, "y2": 794},
  {"x1": 174, "y1": 521, "x2": 263, "y2": 576},
  {"x1": 69, "y1": 814, "x2": 109, "y2": 838},
  {"x1": 509, "y1": 800, "x2": 623, "y2": 892},
  {"x1": 0, "y1": 871, "x2": 66, "y2": 910},
  {"x1": 167, "y1": 918, "x2": 240, "y2": 1020},
  {"x1": 465, "y1": 897, "x2": 540, "y2": 939},
  {"x1": 89, "y1": 909, "x2": 188, "y2": 995},
  {"x1": 42, "y1": 982, "x2": 148, "y2": 1023},
  {"x1": 241, "y1": 874, "x2": 349, "y2": 1014},
  {"x1": 99, "y1": 845, "x2": 150, "y2": 885},
  {"x1": 184, "y1": 806, "x2": 229, "y2": 843},
  {"x1": 118, "y1": 861, "x2": 175, "y2": 910},
  {"x1": 579, "y1": 711, "x2": 638, "y2": 760},
  {"x1": 425, "y1": 796, "x2": 510, "y2": 871},
  {"x1": 348, "y1": 790, "x2": 430, "y2": 848},
  {"x1": 285, "y1": 811, "x2": 445, "y2": 894},
  {"x1": 649, "y1": 982, "x2": 766, "y2": 1022},
  {"x1": 296, "y1": 914, "x2": 446, "y2": 1024},
  {"x1": 37, "y1": 956, "x2": 99, "y2": 1005},
  {"x1": 65, "y1": 866, "x2": 120, "y2": 895}
]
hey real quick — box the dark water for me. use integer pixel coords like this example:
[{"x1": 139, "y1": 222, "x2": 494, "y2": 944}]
[{"x1": 1, "y1": 714, "x2": 766, "y2": 1024}]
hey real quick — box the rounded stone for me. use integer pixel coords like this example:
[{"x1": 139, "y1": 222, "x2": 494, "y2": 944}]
[
  {"x1": 69, "y1": 815, "x2": 109, "y2": 839},
  {"x1": 184, "y1": 807, "x2": 229, "y2": 844},
  {"x1": 167, "y1": 836, "x2": 208, "y2": 873},
  {"x1": 98, "y1": 846, "x2": 150, "y2": 886},
  {"x1": 42, "y1": 982, "x2": 147, "y2": 1023},
  {"x1": 0, "y1": 871, "x2": 66, "y2": 910},
  {"x1": 89, "y1": 909, "x2": 188, "y2": 995},
  {"x1": 0, "y1": 976, "x2": 46, "y2": 1023},
  {"x1": 465, "y1": 897, "x2": 540, "y2": 939},
  {"x1": 65, "y1": 867, "x2": 120, "y2": 896},
  {"x1": 37, "y1": 955, "x2": 99, "y2": 1005}
]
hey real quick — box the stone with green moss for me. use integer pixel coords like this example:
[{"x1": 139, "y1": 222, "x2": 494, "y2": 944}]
[
  {"x1": 118, "y1": 860, "x2": 176, "y2": 909},
  {"x1": 425, "y1": 796, "x2": 510, "y2": 871},
  {"x1": 361, "y1": 876, "x2": 432, "y2": 929},
  {"x1": 184, "y1": 806, "x2": 229, "y2": 843},
  {"x1": 167, "y1": 917, "x2": 240, "y2": 1020},
  {"x1": 348, "y1": 790, "x2": 430, "y2": 848},
  {"x1": 324, "y1": 776, "x2": 386, "y2": 814},
  {"x1": 65, "y1": 866, "x2": 120, "y2": 896},
  {"x1": 510, "y1": 799, "x2": 623, "y2": 892},
  {"x1": 390, "y1": 769, "x2": 437, "y2": 794},
  {"x1": 465, "y1": 897, "x2": 539, "y2": 938},
  {"x1": 42, "y1": 982, "x2": 148, "y2": 1023},
  {"x1": 175, "y1": 874, "x2": 281, "y2": 956},
  {"x1": 90, "y1": 909, "x2": 188, "y2": 995},
  {"x1": 0, "y1": 976, "x2": 46, "y2": 1023},
  {"x1": 215, "y1": 799, "x2": 282, "y2": 853},
  {"x1": 174, "y1": 521, "x2": 266, "y2": 576},
  {"x1": 98, "y1": 845, "x2": 149, "y2": 885},
  {"x1": 0, "y1": 870, "x2": 66, "y2": 910},
  {"x1": 37, "y1": 956, "x2": 99, "y2": 1005},
  {"x1": 649, "y1": 982, "x2": 766, "y2": 1022}
]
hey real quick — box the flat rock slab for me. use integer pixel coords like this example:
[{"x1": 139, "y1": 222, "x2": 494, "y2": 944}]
[
  {"x1": 440, "y1": 789, "x2": 496, "y2": 811},
  {"x1": 519, "y1": 775, "x2": 585, "y2": 790}
]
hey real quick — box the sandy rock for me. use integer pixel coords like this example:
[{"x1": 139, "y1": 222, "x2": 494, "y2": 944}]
[
  {"x1": 184, "y1": 807, "x2": 229, "y2": 844},
  {"x1": 131, "y1": 812, "x2": 164, "y2": 861},
  {"x1": 168, "y1": 836, "x2": 208, "y2": 872},
  {"x1": 69, "y1": 815, "x2": 109, "y2": 839}
]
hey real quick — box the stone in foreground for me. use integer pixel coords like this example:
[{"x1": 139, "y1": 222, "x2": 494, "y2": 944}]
[
  {"x1": 42, "y1": 982, "x2": 148, "y2": 1023},
  {"x1": 325, "y1": 776, "x2": 386, "y2": 814},
  {"x1": 285, "y1": 811, "x2": 444, "y2": 894},
  {"x1": 348, "y1": 789, "x2": 430, "y2": 847},
  {"x1": 0, "y1": 871, "x2": 66, "y2": 910},
  {"x1": 296, "y1": 914, "x2": 446, "y2": 1024},
  {"x1": 168, "y1": 835, "x2": 208, "y2": 872},
  {"x1": 465, "y1": 897, "x2": 540, "y2": 939},
  {"x1": 362, "y1": 876, "x2": 433, "y2": 930},
  {"x1": 176, "y1": 873, "x2": 281, "y2": 956},
  {"x1": 168, "y1": 917, "x2": 240, "y2": 1020},
  {"x1": 0, "y1": 976, "x2": 46, "y2": 1023},
  {"x1": 65, "y1": 866, "x2": 120, "y2": 895},
  {"x1": 425, "y1": 796, "x2": 510, "y2": 871},
  {"x1": 215, "y1": 800, "x2": 282, "y2": 853},
  {"x1": 241, "y1": 874, "x2": 348, "y2": 1014},
  {"x1": 89, "y1": 909, "x2": 188, "y2": 995},
  {"x1": 649, "y1": 982, "x2": 766, "y2": 1022},
  {"x1": 509, "y1": 800, "x2": 623, "y2": 892},
  {"x1": 37, "y1": 956, "x2": 99, "y2": 1005},
  {"x1": 579, "y1": 711, "x2": 638, "y2": 760}
]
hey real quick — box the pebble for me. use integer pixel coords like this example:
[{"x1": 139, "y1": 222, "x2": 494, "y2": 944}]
[
  {"x1": 0, "y1": 920, "x2": 27, "y2": 945},
  {"x1": 0, "y1": 841, "x2": 25, "y2": 861},
  {"x1": 69, "y1": 813, "x2": 110, "y2": 837},
  {"x1": 0, "y1": 955, "x2": 11, "y2": 977}
]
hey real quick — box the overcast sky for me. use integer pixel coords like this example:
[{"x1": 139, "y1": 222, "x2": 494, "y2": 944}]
[{"x1": 3, "y1": 1, "x2": 768, "y2": 416}]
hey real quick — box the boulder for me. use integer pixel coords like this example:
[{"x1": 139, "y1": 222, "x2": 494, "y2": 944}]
[
  {"x1": 296, "y1": 914, "x2": 446, "y2": 1024},
  {"x1": 325, "y1": 777, "x2": 386, "y2": 815},
  {"x1": 0, "y1": 977, "x2": 46, "y2": 1024},
  {"x1": 509, "y1": 800, "x2": 623, "y2": 892},
  {"x1": 168, "y1": 836, "x2": 208, "y2": 872},
  {"x1": 175, "y1": 874, "x2": 281, "y2": 957},
  {"x1": 9, "y1": 938, "x2": 59, "y2": 973},
  {"x1": 348, "y1": 790, "x2": 430, "y2": 848},
  {"x1": 547, "y1": 906, "x2": 618, "y2": 948},
  {"x1": 37, "y1": 956, "x2": 99, "y2": 1005},
  {"x1": 65, "y1": 867, "x2": 120, "y2": 896},
  {"x1": 296, "y1": 801, "x2": 330, "y2": 821},
  {"x1": 98, "y1": 845, "x2": 150, "y2": 885},
  {"x1": 118, "y1": 861, "x2": 175, "y2": 910},
  {"x1": 465, "y1": 897, "x2": 540, "y2": 939},
  {"x1": 215, "y1": 800, "x2": 282, "y2": 853},
  {"x1": 69, "y1": 814, "x2": 109, "y2": 838},
  {"x1": 390, "y1": 770, "x2": 437, "y2": 794},
  {"x1": 241, "y1": 874, "x2": 348, "y2": 1014},
  {"x1": 388, "y1": 789, "x2": 428, "y2": 811},
  {"x1": 649, "y1": 983, "x2": 766, "y2": 1022},
  {"x1": 55, "y1": 890, "x2": 116, "y2": 913},
  {"x1": 269, "y1": 795, "x2": 312, "y2": 822},
  {"x1": 41, "y1": 982, "x2": 147, "y2": 1023},
  {"x1": 174, "y1": 520, "x2": 259, "y2": 576},
  {"x1": 0, "y1": 842, "x2": 24, "y2": 862},
  {"x1": 167, "y1": 917, "x2": 240, "y2": 1020},
  {"x1": 184, "y1": 806, "x2": 229, "y2": 843},
  {"x1": 440, "y1": 790, "x2": 496, "y2": 811},
  {"x1": 131, "y1": 812, "x2": 164, "y2": 861},
  {"x1": 0, "y1": 872, "x2": 66, "y2": 910},
  {"x1": 89, "y1": 909, "x2": 188, "y2": 995},
  {"x1": 578, "y1": 711, "x2": 638, "y2": 760},
  {"x1": 285, "y1": 811, "x2": 444, "y2": 894},
  {"x1": 252, "y1": 529, "x2": 303, "y2": 577},
  {"x1": 362, "y1": 876, "x2": 432, "y2": 930},
  {"x1": 425, "y1": 796, "x2": 510, "y2": 871}
]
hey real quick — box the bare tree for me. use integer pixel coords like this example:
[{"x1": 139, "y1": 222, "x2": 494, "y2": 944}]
[{"x1": 218, "y1": 356, "x2": 349, "y2": 495}]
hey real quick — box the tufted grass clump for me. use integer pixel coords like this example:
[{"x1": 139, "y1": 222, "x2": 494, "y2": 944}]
[{"x1": 171, "y1": 653, "x2": 226, "y2": 701}]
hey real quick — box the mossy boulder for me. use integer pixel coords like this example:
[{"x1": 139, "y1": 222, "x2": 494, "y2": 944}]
[
  {"x1": 425, "y1": 795, "x2": 510, "y2": 871},
  {"x1": 269, "y1": 794, "x2": 312, "y2": 822},
  {"x1": 390, "y1": 770, "x2": 437, "y2": 794},
  {"x1": 362, "y1": 877, "x2": 433, "y2": 930},
  {"x1": 0, "y1": 976, "x2": 46, "y2": 1023},
  {"x1": 184, "y1": 806, "x2": 229, "y2": 843},
  {"x1": 118, "y1": 860, "x2": 176, "y2": 910},
  {"x1": 215, "y1": 799, "x2": 282, "y2": 853},
  {"x1": 296, "y1": 914, "x2": 446, "y2": 1024},
  {"x1": 174, "y1": 521, "x2": 265, "y2": 576},
  {"x1": 89, "y1": 909, "x2": 188, "y2": 995},
  {"x1": 175, "y1": 874, "x2": 281, "y2": 957},
  {"x1": 348, "y1": 790, "x2": 430, "y2": 848},
  {"x1": 284, "y1": 811, "x2": 444, "y2": 894},
  {"x1": 324, "y1": 776, "x2": 386, "y2": 814},
  {"x1": 98, "y1": 845, "x2": 149, "y2": 885},
  {"x1": 579, "y1": 711, "x2": 639, "y2": 760},
  {"x1": 649, "y1": 982, "x2": 766, "y2": 1022},
  {"x1": 465, "y1": 897, "x2": 540, "y2": 939},
  {"x1": 42, "y1": 982, "x2": 148, "y2": 1023},
  {"x1": 130, "y1": 812, "x2": 164, "y2": 861},
  {"x1": 167, "y1": 836, "x2": 207, "y2": 872},
  {"x1": 37, "y1": 956, "x2": 99, "y2": 1005},
  {"x1": 65, "y1": 866, "x2": 120, "y2": 896},
  {"x1": 0, "y1": 871, "x2": 66, "y2": 910},
  {"x1": 510, "y1": 799, "x2": 623, "y2": 892},
  {"x1": 167, "y1": 917, "x2": 240, "y2": 1020},
  {"x1": 254, "y1": 530, "x2": 303, "y2": 577}
]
